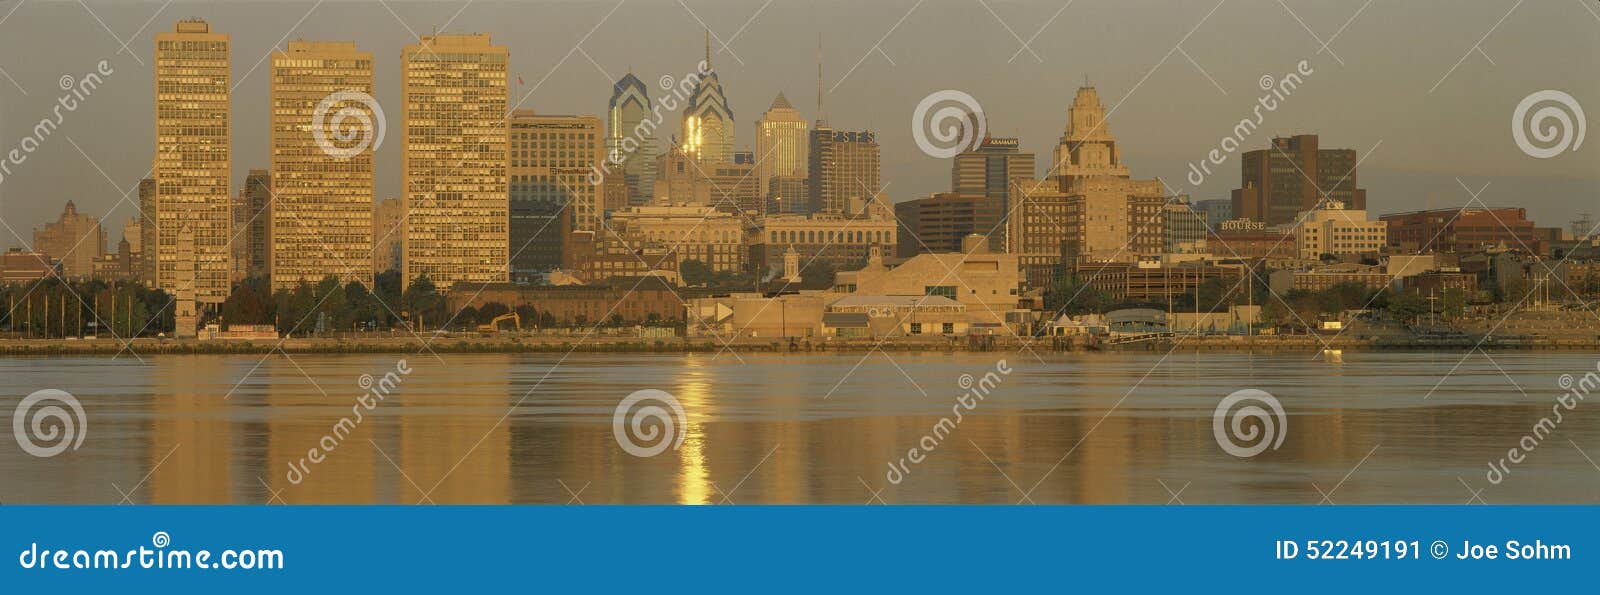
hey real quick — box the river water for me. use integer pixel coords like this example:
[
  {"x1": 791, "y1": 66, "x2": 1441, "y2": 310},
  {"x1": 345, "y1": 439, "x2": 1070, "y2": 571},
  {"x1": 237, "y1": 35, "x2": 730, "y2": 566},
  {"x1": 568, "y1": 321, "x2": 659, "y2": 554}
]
[{"x1": 2, "y1": 351, "x2": 1597, "y2": 504}]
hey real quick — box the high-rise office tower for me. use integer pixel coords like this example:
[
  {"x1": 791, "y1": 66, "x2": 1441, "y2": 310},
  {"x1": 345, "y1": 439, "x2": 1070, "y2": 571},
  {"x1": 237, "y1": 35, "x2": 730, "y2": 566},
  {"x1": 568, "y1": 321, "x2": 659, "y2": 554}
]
[
  {"x1": 953, "y1": 137, "x2": 1034, "y2": 250},
  {"x1": 154, "y1": 19, "x2": 231, "y2": 305},
  {"x1": 606, "y1": 73, "x2": 656, "y2": 206},
  {"x1": 400, "y1": 34, "x2": 509, "y2": 292},
  {"x1": 1231, "y1": 134, "x2": 1366, "y2": 226},
  {"x1": 754, "y1": 92, "x2": 808, "y2": 200},
  {"x1": 137, "y1": 177, "x2": 156, "y2": 284},
  {"x1": 681, "y1": 32, "x2": 734, "y2": 164},
  {"x1": 234, "y1": 169, "x2": 271, "y2": 281},
  {"x1": 1051, "y1": 86, "x2": 1130, "y2": 188},
  {"x1": 508, "y1": 109, "x2": 603, "y2": 279},
  {"x1": 269, "y1": 41, "x2": 375, "y2": 291},
  {"x1": 808, "y1": 129, "x2": 880, "y2": 216},
  {"x1": 372, "y1": 197, "x2": 403, "y2": 274}
]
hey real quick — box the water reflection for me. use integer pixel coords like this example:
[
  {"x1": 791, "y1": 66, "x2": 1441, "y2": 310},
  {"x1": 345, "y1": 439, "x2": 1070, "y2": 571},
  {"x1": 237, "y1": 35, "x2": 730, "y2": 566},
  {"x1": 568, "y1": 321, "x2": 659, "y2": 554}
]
[{"x1": 1, "y1": 351, "x2": 1597, "y2": 504}]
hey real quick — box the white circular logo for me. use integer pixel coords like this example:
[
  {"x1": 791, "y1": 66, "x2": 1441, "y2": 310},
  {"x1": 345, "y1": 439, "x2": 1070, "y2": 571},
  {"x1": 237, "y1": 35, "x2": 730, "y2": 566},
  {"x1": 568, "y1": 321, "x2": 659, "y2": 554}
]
[
  {"x1": 1212, "y1": 389, "x2": 1286, "y2": 458},
  {"x1": 612, "y1": 389, "x2": 686, "y2": 457},
  {"x1": 312, "y1": 90, "x2": 386, "y2": 158},
  {"x1": 911, "y1": 90, "x2": 985, "y2": 159},
  {"x1": 12, "y1": 389, "x2": 87, "y2": 458},
  {"x1": 1512, "y1": 90, "x2": 1585, "y2": 159}
]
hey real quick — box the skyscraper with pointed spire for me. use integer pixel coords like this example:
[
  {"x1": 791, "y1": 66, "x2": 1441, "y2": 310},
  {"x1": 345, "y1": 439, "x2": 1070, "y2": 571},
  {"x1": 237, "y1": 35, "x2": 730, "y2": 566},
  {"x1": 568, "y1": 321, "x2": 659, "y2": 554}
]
[
  {"x1": 606, "y1": 71, "x2": 656, "y2": 206},
  {"x1": 681, "y1": 31, "x2": 734, "y2": 164},
  {"x1": 754, "y1": 92, "x2": 808, "y2": 202}
]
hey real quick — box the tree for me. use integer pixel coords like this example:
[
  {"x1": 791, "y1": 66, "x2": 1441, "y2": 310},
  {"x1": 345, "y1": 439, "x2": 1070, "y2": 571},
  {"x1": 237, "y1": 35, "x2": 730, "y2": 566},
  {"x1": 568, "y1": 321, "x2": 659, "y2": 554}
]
[
  {"x1": 222, "y1": 276, "x2": 275, "y2": 327},
  {"x1": 1045, "y1": 276, "x2": 1111, "y2": 316},
  {"x1": 374, "y1": 270, "x2": 403, "y2": 326},
  {"x1": 514, "y1": 304, "x2": 539, "y2": 328},
  {"x1": 799, "y1": 260, "x2": 837, "y2": 290},
  {"x1": 455, "y1": 306, "x2": 480, "y2": 329},
  {"x1": 402, "y1": 275, "x2": 448, "y2": 330},
  {"x1": 679, "y1": 259, "x2": 714, "y2": 286},
  {"x1": 1388, "y1": 291, "x2": 1427, "y2": 326},
  {"x1": 478, "y1": 302, "x2": 511, "y2": 322}
]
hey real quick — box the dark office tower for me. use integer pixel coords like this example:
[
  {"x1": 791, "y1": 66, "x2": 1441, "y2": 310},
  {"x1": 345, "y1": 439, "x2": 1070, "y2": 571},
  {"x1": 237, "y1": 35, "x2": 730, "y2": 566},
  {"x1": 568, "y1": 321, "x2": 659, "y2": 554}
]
[{"x1": 1231, "y1": 134, "x2": 1366, "y2": 226}]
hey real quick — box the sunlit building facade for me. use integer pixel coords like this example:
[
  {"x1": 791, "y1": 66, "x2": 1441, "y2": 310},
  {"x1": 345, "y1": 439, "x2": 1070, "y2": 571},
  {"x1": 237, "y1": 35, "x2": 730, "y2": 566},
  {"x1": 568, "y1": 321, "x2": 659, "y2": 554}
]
[
  {"x1": 269, "y1": 41, "x2": 375, "y2": 291},
  {"x1": 754, "y1": 92, "x2": 808, "y2": 200},
  {"x1": 154, "y1": 19, "x2": 231, "y2": 305},
  {"x1": 605, "y1": 73, "x2": 656, "y2": 207},
  {"x1": 681, "y1": 35, "x2": 734, "y2": 164},
  {"x1": 401, "y1": 34, "x2": 509, "y2": 291},
  {"x1": 509, "y1": 110, "x2": 603, "y2": 278}
]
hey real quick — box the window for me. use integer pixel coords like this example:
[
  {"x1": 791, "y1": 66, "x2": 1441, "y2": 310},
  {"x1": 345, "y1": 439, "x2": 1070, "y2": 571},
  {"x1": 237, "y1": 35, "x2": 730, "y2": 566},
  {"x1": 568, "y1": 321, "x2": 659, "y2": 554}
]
[
  {"x1": 910, "y1": 323, "x2": 923, "y2": 335},
  {"x1": 942, "y1": 322, "x2": 954, "y2": 334},
  {"x1": 925, "y1": 286, "x2": 956, "y2": 300}
]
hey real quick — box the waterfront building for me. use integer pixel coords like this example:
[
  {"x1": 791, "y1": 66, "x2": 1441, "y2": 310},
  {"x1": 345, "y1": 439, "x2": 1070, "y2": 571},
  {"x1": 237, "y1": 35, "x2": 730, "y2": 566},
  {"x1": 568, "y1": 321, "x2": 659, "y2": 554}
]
[
  {"x1": 32, "y1": 201, "x2": 104, "y2": 279},
  {"x1": 751, "y1": 212, "x2": 897, "y2": 277},
  {"x1": 154, "y1": 19, "x2": 231, "y2": 306},
  {"x1": 1293, "y1": 201, "x2": 1386, "y2": 260},
  {"x1": 1274, "y1": 263, "x2": 1392, "y2": 292},
  {"x1": 808, "y1": 129, "x2": 880, "y2": 215},
  {"x1": 509, "y1": 110, "x2": 603, "y2": 279},
  {"x1": 373, "y1": 197, "x2": 403, "y2": 274},
  {"x1": 1051, "y1": 86, "x2": 1130, "y2": 188},
  {"x1": 687, "y1": 292, "x2": 828, "y2": 339},
  {"x1": 681, "y1": 33, "x2": 734, "y2": 164},
  {"x1": 269, "y1": 42, "x2": 375, "y2": 291},
  {"x1": 1079, "y1": 260, "x2": 1246, "y2": 304},
  {"x1": 834, "y1": 236, "x2": 1020, "y2": 327},
  {"x1": 1232, "y1": 135, "x2": 1366, "y2": 226},
  {"x1": 605, "y1": 73, "x2": 657, "y2": 206},
  {"x1": 1381, "y1": 207, "x2": 1544, "y2": 255},
  {"x1": 895, "y1": 192, "x2": 1004, "y2": 257},
  {"x1": 400, "y1": 33, "x2": 509, "y2": 292},
  {"x1": 608, "y1": 205, "x2": 744, "y2": 274},
  {"x1": 754, "y1": 92, "x2": 809, "y2": 200},
  {"x1": 233, "y1": 170, "x2": 271, "y2": 282}
]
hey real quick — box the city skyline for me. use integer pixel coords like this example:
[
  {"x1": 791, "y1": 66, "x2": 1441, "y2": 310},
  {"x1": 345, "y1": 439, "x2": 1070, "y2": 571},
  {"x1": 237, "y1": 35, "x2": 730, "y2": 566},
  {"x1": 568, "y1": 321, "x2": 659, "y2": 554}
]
[{"x1": 0, "y1": 0, "x2": 1595, "y2": 249}]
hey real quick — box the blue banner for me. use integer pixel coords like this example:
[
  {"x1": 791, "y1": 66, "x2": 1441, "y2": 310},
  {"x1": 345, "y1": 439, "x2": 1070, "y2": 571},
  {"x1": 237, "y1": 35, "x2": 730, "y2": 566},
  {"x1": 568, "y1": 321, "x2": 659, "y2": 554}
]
[{"x1": 0, "y1": 506, "x2": 1590, "y2": 592}]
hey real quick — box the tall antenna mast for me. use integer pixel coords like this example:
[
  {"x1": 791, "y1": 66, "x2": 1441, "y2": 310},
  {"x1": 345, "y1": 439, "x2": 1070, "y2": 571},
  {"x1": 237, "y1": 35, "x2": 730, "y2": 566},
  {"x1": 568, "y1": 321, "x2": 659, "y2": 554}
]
[{"x1": 815, "y1": 34, "x2": 826, "y2": 126}]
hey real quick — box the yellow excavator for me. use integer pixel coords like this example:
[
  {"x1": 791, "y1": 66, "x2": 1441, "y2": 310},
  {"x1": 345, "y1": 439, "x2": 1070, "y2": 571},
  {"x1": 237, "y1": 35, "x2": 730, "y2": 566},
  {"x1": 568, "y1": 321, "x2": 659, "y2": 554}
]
[{"x1": 477, "y1": 312, "x2": 521, "y2": 334}]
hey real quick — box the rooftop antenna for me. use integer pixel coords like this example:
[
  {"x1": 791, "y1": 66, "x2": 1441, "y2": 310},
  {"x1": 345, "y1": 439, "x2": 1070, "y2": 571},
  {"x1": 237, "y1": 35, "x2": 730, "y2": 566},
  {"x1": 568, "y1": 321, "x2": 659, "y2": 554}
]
[
  {"x1": 704, "y1": 29, "x2": 711, "y2": 68},
  {"x1": 815, "y1": 34, "x2": 826, "y2": 126}
]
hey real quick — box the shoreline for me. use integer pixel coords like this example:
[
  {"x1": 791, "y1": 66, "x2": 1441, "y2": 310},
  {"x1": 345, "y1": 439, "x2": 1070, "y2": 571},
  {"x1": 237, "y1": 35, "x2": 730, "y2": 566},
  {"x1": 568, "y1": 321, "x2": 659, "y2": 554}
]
[{"x1": 2, "y1": 334, "x2": 1599, "y2": 356}]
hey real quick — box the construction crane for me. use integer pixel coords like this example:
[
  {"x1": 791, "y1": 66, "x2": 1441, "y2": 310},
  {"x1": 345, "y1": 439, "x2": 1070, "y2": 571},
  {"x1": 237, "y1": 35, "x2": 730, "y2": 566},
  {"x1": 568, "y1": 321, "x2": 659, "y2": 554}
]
[{"x1": 477, "y1": 312, "x2": 521, "y2": 334}]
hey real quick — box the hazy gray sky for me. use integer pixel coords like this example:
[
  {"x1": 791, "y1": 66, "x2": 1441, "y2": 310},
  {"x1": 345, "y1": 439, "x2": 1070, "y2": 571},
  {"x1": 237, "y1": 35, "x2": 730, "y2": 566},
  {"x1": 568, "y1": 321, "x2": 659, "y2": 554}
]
[{"x1": 1, "y1": 0, "x2": 1596, "y2": 248}]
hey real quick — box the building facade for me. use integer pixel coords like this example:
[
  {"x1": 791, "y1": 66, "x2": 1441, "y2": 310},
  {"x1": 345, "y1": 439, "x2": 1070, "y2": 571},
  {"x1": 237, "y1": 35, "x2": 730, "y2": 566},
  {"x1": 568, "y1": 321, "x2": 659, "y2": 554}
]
[
  {"x1": 234, "y1": 170, "x2": 271, "y2": 281},
  {"x1": 32, "y1": 201, "x2": 104, "y2": 279},
  {"x1": 681, "y1": 35, "x2": 734, "y2": 164},
  {"x1": 1061, "y1": 177, "x2": 1167, "y2": 263},
  {"x1": 1052, "y1": 87, "x2": 1130, "y2": 187},
  {"x1": 1165, "y1": 199, "x2": 1209, "y2": 253},
  {"x1": 750, "y1": 213, "x2": 897, "y2": 277},
  {"x1": 1232, "y1": 134, "x2": 1366, "y2": 226},
  {"x1": 401, "y1": 34, "x2": 509, "y2": 291},
  {"x1": 608, "y1": 206, "x2": 744, "y2": 274},
  {"x1": 754, "y1": 92, "x2": 808, "y2": 201},
  {"x1": 809, "y1": 128, "x2": 880, "y2": 215},
  {"x1": 270, "y1": 41, "x2": 375, "y2": 291},
  {"x1": 373, "y1": 197, "x2": 404, "y2": 274},
  {"x1": 1294, "y1": 201, "x2": 1386, "y2": 260},
  {"x1": 895, "y1": 193, "x2": 1005, "y2": 257},
  {"x1": 509, "y1": 110, "x2": 603, "y2": 279},
  {"x1": 605, "y1": 73, "x2": 657, "y2": 207},
  {"x1": 154, "y1": 19, "x2": 231, "y2": 305},
  {"x1": 1381, "y1": 207, "x2": 1544, "y2": 255}
]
